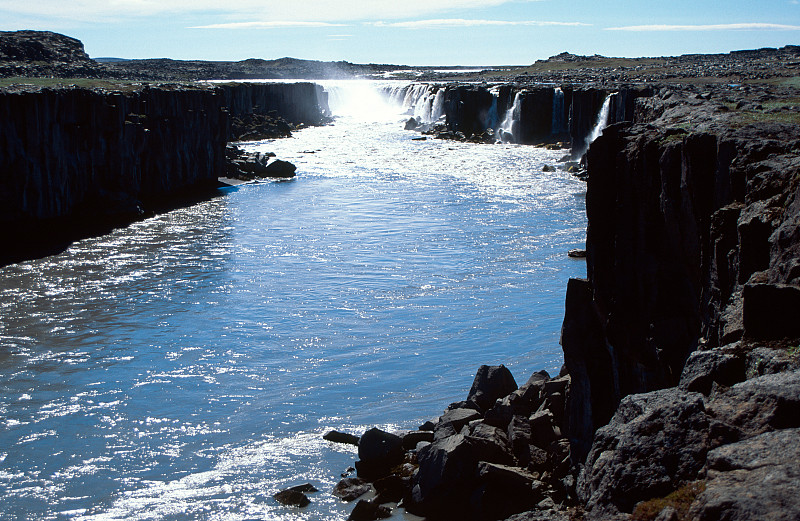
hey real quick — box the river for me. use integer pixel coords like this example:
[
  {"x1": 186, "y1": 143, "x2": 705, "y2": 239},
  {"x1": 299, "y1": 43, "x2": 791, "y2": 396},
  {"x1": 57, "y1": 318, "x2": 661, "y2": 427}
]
[{"x1": 0, "y1": 81, "x2": 586, "y2": 520}]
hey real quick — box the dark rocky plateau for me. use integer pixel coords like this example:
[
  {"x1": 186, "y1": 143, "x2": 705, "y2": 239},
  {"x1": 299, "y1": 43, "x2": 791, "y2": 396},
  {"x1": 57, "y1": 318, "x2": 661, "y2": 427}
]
[{"x1": 2, "y1": 30, "x2": 799, "y2": 520}]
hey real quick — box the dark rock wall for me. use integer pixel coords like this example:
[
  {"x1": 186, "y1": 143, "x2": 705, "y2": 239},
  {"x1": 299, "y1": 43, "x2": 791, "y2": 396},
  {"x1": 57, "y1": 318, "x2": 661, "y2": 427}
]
[
  {"x1": 516, "y1": 88, "x2": 555, "y2": 144},
  {"x1": 218, "y1": 82, "x2": 330, "y2": 129},
  {"x1": 562, "y1": 121, "x2": 800, "y2": 462},
  {"x1": 0, "y1": 86, "x2": 227, "y2": 225},
  {"x1": 443, "y1": 85, "x2": 496, "y2": 136},
  {"x1": 0, "y1": 82, "x2": 329, "y2": 265}
]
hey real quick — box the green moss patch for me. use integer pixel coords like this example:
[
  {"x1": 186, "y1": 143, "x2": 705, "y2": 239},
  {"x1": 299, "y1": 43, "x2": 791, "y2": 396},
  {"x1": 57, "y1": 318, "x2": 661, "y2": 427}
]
[{"x1": 631, "y1": 481, "x2": 706, "y2": 521}]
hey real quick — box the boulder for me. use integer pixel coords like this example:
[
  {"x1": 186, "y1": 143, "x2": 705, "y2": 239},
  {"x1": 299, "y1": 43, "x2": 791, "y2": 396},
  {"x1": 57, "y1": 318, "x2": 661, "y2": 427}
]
[
  {"x1": 678, "y1": 347, "x2": 746, "y2": 395},
  {"x1": 707, "y1": 369, "x2": 800, "y2": 438},
  {"x1": 324, "y1": 430, "x2": 360, "y2": 446},
  {"x1": 689, "y1": 428, "x2": 800, "y2": 520},
  {"x1": 472, "y1": 462, "x2": 542, "y2": 520},
  {"x1": 502, "y1": 510, "x2": 570, "y2": 521},
  {"x1": 745, "y1": 347, "x2": 800, "y2": 377},
  {"x1": 333, "y1": 477, "x2": 372, "y2": 502},
  {"x1": 263, "y1": 159, "x2": 297, "y2": 178},
  {"x1": 464, "y1": 421, "x2": 515, "y2": 466},
  {"x1": 528, "y1": 445, "x2": 549, "y2": 472},
  {"x1": 410, "y1": 432, "x2": 480, "y2": 518},
  {"x1": 373, "y1": 474, "x2": 406, "y2": 504},
  {"x1": 578, "y1": 388, "x2": 713, "y2": 515},
  {"x1": 273, "y1": 489, "x2": 310, "y2": 507},
  {"x1": 467, "y1": 365, "x2": 518, "y2": 412},
  {"x1": 356, "y1": 428, "x2": 404, "y2": 481},
  {"x1": 347, "y1": 499, "x2": 392, "y2": 521},
  {"x1": 529, "y1": 411, "x2": 560, "y2": 450},
  {"x1": 287, "y1": 483, "x2": 318, "y2": 493},
  {"x1": 439, "y1": 407, "x2": 482, "y2": 433},
  {"x1": 404, "y1": 117, "x2": 420, "y2": 130},
  {"x1": 402, "y1": 430, "x2": 434, "y2": 450},
  {"x1": 508, "y1": 415, "x2": 533, "y2": 466}
]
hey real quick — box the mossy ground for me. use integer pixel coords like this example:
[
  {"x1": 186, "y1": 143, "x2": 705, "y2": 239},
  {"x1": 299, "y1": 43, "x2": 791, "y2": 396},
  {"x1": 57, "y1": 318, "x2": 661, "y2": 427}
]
[{"x1": 631, "y1": 481, "x2": 706, "y2": 521}]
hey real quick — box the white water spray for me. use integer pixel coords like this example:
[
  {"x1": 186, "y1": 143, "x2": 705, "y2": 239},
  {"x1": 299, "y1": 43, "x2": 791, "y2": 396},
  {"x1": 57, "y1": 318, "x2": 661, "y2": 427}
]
[
  {"x1": 498, "y1": 92, "x2": 522, "y2": 143},
  {"x1": 585, "y1": 94, "x2": 614, "y2": 149}
]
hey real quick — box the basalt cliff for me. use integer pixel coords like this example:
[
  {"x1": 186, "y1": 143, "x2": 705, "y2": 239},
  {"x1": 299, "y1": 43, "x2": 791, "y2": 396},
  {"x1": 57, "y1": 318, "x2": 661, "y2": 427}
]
[{"x1": 0, "y1": 81, "x2": 329, "y2": 266}]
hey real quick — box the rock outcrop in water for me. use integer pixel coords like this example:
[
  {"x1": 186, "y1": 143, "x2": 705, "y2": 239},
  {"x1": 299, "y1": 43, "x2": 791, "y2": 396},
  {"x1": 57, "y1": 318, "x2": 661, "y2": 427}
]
[{"x1": 0, "y1": 81, "x2": 330, "y2": 266}]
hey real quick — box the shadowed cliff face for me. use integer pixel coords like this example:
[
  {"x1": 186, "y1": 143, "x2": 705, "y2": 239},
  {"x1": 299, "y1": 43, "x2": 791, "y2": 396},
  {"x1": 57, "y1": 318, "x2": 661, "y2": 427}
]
[
  {"x1": 562, "y1": 115, "x2": 800, "y2": 462},
  {"x1": 0, "y1": 82, "x2": 330, "y2": 266}
]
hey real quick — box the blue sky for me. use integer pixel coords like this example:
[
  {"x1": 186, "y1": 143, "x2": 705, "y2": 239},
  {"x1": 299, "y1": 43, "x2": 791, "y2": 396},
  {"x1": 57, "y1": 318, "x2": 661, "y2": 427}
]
[{"x1": 2, "y1": 0, "x2": 800, "y2": 65}]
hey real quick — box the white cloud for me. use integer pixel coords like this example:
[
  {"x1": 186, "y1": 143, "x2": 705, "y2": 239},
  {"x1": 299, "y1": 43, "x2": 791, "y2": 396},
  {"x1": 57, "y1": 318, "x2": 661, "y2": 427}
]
[
  {"x1": 191, "y1": 21, "x2": 346, "y2": 29},
  {"x1": 370, "y1": 18, "x2": 590, "y2": 29},
  {"x1": 0, "y1": 0, "x2": 543, "y2": 24},
  {"x1": 606, "y1": 23, "x2": 800, "y2": 32}
]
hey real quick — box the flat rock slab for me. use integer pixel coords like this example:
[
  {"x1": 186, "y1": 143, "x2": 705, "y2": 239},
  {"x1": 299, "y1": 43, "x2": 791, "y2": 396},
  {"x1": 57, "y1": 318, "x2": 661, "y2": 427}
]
[{"x1": 689, "y1": 427, "x2": 800, "y2": 520}]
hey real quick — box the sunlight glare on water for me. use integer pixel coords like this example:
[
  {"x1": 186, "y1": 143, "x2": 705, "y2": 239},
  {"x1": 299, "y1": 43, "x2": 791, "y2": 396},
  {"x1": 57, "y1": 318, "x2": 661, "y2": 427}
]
[{"x1": 0, "y1": 80, "x2": 586, "y2": 520}]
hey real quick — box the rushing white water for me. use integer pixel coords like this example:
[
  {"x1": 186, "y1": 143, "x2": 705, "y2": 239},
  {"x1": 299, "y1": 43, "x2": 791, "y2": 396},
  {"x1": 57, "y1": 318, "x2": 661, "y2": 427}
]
[
  {"x1": 584, "y1": 94, "x2": 614, "y2": 149},
  {"x1": 381, "y1": 83, "x2": 445, "y2": 124},
  {"x1": 0, "y1": 80, "x2": 587, "y2": 521},
  {"x1": 498, "y1": 91, "x2": 522, "y2": 143}
]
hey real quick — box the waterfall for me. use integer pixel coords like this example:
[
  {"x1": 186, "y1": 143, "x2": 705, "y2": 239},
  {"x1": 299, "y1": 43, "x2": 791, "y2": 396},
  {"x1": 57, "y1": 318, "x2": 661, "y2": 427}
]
[
  {"x1": 431, "y1": 89, "x2": 445, "y2": 122},
  {"x1": 551, "y1": 88, "x2": 566, "y2": 135},
  {"x1": 390, "y1": 84, "x2": 444, "y2": 124},
  {"x1": 498, "y1": 91, "x2": 522, "y2": 143},
  {"x1": 330, "y1": 82, "x2": 444, "y2": 126},
  {"x1": 584, "y1": 93, "x2": 614, "y2": 149}
]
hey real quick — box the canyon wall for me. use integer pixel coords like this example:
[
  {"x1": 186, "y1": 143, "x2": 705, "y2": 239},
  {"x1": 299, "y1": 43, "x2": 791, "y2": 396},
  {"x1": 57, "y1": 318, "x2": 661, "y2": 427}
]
[
  {"x1": 218, "y1": 81, "x2": 330, "y2": 127},
  {"x1": 0, "y1": 82, "x2": 329, "y2": 266},
  {"x1": 562, "y1": 119, "x2": 800, "y2": 462}
]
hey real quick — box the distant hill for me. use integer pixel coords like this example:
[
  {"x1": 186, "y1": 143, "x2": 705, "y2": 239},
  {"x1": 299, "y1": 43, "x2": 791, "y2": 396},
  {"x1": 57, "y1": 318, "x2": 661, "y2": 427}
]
[{"x1": 2, "y1": 30, "x2": 799, "y2": 86}]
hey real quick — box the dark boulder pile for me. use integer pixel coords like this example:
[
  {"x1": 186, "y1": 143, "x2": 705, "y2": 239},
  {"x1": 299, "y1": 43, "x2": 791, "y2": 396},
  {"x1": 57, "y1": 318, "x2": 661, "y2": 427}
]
[
  {"x1": 331, "y1": 365, "x2": 578, "y2": 521},
  {"x1": 224, "y1": 145, "x2": 296, "y2": 180}
]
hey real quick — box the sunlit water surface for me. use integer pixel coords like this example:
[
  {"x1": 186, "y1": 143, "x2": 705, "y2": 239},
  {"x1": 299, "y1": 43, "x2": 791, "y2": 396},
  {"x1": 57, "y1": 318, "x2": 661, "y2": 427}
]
[{"x1": 0, "y1": 81, "x2": 586, "y2": 520}]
